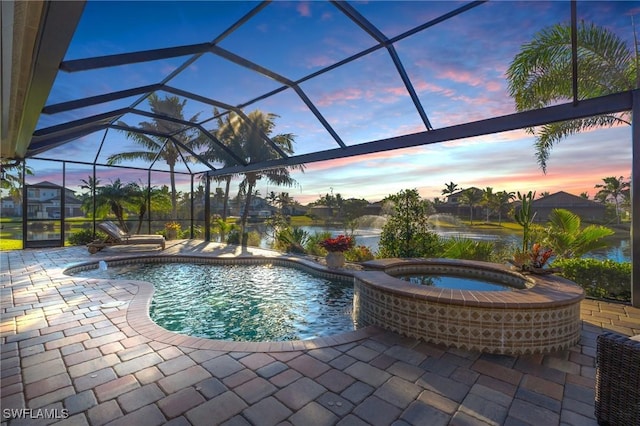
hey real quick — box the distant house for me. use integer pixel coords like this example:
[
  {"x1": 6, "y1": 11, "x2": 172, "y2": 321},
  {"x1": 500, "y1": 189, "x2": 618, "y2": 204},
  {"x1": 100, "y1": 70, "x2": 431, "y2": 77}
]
[
  {"x1": 1, "y1": 196, "x2": 20, "y2": 216},
  {"x1": 24, "y1": 181, "x2": 83, "y2": 219},
  {"x1": 364, "y1": 201, "x2": 384, "y2": 216},
  {"x1": 307, "y1": 205, "x2": 334, "y2": 219},
  {"x1": 246, "y1": 196, "x2": 277, "y2": 220},
  {"x1": 530, "y1": 191, "x2": 606, "y2": 222},
  {"x1": 435, "y1": 187, "x2": 484, "y2": 218}
]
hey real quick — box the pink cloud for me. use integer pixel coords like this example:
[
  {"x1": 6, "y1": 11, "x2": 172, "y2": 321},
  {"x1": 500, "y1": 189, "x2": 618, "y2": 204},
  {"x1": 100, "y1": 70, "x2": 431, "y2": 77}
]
[
  {"x1": 296, "y1": 2, "x2": 311, "y2": 17},
  {"x1": 437, "y1": 69, "x2": 484, "y2": 87},
  {"x1": 305, "y1": 55, "x2": 335, "y2": 68},
  {"x1": 320, "y1": 11, "x2": 332, "y2": 21},
  {"x1": 315, "y1": 88, "x2": 364, "y2": 107},
  {"x1": 412, "y1": 79, "x2": 456, "y2": 98},
  {"x1": 485, "y1": 81, "x2": 502, "y2": 92}
]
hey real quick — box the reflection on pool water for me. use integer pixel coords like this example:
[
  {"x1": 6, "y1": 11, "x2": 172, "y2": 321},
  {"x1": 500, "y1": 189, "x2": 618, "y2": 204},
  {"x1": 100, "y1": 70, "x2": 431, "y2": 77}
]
[
  {"x1": 73, "y1": 262, "x2": 356, "y2": 342},
  {"x1": 396, "y1": 274, "x2": 511, "y2": 291}
]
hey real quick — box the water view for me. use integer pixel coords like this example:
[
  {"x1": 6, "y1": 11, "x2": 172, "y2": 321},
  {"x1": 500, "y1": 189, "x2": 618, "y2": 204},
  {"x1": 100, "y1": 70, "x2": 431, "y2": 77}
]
[{"x1": 253, "y1": 214, "x2": 631, "y2": 263}]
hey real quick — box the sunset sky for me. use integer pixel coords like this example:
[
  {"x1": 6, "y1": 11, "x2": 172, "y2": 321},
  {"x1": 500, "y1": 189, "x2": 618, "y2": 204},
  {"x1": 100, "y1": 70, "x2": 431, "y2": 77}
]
[{"x1": 26, "y1": 1, "x2": 635, "y2": 204}]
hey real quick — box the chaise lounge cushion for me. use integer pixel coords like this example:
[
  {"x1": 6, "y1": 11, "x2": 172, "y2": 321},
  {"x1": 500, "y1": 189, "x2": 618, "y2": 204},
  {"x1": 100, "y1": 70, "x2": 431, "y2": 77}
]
[{"x1": 87, "y1": 221, "x2": 165, "y2": 253}]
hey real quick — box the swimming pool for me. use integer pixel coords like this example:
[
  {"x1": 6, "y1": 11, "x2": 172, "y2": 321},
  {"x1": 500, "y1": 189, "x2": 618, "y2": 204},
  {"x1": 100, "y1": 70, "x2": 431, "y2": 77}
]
[{"x1": 71, "y1": 261, "x2": 356, "y2": 342}]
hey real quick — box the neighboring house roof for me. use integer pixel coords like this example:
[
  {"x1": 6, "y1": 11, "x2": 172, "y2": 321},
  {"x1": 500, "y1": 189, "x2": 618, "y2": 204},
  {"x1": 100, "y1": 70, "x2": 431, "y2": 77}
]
[
  {"x1": 446, "y1": 187, "x2": 481, "y2": 204},
  {"x1": 531, "y1": 191, "x2": 604, "y2": 209},
  {"x1": 28, "y1": 180, "x2": 60, "y2": 188}
]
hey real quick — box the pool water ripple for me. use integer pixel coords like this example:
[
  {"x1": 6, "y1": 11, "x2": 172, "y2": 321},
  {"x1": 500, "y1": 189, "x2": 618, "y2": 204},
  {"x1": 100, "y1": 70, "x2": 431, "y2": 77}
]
[{"x1": 74, "y1": 262, "x2": 356, "y2": 342}]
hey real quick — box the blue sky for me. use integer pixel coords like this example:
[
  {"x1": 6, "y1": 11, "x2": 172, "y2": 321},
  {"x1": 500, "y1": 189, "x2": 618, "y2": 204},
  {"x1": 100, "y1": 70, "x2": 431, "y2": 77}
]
[{"x1": 29, "y1": 1, "x2": 636, "y2": 204}]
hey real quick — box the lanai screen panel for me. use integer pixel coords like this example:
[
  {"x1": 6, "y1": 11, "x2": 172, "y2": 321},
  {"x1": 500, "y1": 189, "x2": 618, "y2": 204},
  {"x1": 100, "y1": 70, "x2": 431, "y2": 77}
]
[{"x1": 29, "y1": 1, "x2": 638, "y2": 174}]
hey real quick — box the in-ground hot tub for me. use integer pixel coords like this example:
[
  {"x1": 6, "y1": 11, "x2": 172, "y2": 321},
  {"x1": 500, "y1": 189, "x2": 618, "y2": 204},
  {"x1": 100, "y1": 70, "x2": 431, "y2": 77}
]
[{"x1": 355, "y1": 258, "x2": 585, "y2": 355}]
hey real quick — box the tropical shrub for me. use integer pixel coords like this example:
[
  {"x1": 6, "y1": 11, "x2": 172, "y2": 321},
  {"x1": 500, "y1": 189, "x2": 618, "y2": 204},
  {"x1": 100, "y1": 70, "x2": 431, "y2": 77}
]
[
  {"x1": 305, "y1": 232, "x2": 332, "y2": 256},
  {"x1": 274, "y1": 227, "x2": 308, "y2": 254},
  {"x1": 538, "y1": 209, "x2": 614, "y2": 259},
  {"x1": 514, "y1": 191, "x2": 536, "y2": 254},
  {"x1": 227, "y1": 229, "x2": 242, "y2": 245},
  {"x1": 378, "y1": 189, "x2": 442, "y2": 258},
  {"x1": 553, "y1": 258, "x2": 631, "y2": 302},
  {"x1": 246, "y1": 231, "x2": 262, "y2": 246},
  {"x1": 164, "y1": 221, "x2": 181, "y2": 239},
  {"x1": 319, "y1": 234, "x2": 354, "y2": 252},
  {"x1": 212, "y1": 217, "x2": 237, "y2": 243},
  {"x1": 345, "y1": 245, "x2": 375, "y2": 262},
  {"x1": 68, "y1": 229, "x2": 106, "y2": 246},
  {"x1": 441, "y1": 237, "x2": 495, "y2": 262},
  {"x1": 186, "y1": 225, "x2": 203, "y2": 239}
]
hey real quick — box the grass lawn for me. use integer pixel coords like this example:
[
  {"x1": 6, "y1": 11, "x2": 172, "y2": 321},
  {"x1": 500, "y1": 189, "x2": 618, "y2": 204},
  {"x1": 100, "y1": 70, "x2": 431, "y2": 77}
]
[
  {"x1": 442, "y1": 219, "x2": 523, "y2": 231},
  {"x1": 0, "y1": 239, "x2": 22, "y2": 250},
  {"x1": 289, "y1": 216, "x2": 314, "y2": 226}
]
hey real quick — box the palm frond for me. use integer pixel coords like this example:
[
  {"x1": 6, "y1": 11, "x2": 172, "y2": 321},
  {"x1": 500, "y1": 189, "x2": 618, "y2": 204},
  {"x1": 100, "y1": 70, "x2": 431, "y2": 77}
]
[
  {"x1": 532, "y1": 113, "x2": 629, "y2": 172},
  {"x1": 107, "y1": 151, "x2": 159, "y2": 165},
  {"x1": 571, "y1": 225, "x2": 615, "y2": 257},
  {"x1": 547, "y1": 208, "x2": 580, "y2": 234}
]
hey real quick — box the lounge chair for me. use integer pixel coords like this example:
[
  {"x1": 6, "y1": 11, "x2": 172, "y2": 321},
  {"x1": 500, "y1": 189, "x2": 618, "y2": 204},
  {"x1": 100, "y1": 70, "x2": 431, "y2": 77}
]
[
  {"x1": 87, "y1": 221, "x2": 165, "y2": 254},
  {"x1": 595, "y1": 331, "x2": 640, "y2": 425}
]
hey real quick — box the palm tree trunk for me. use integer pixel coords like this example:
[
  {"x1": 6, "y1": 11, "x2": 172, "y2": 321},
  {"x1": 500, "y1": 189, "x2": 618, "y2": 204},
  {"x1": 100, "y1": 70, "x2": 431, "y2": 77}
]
[
  {"x1": 111, "y1": 203, "x2": 127, "y2": 232},
  {"x1": 136, "y1": 205, "x2": 146, "y2": 234},
  {"x1": 169, "y1": 164, "x2": 177, "y2": 220},
  {"x1": 222, "y1": 176, "x2": 231, "y2": 221},
  {"x1": 240, "y1": 177, "x2": 256, "y2": 247}
]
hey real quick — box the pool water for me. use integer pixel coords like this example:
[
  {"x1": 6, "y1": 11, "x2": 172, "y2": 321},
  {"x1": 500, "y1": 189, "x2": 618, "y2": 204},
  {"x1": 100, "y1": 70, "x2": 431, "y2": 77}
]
[
  {"x1": 74, "y1": 262, "x2": 356, "y2": 341},
  {"x1": 397, "y1": 274, "x2": 511, "y2": 291}
]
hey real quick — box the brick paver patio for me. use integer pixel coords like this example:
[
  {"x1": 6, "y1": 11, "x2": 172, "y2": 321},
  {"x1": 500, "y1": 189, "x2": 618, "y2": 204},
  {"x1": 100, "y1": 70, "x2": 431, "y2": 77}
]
[{"x1": 1, "y1": 240, "x2": 638, "y2": 425}]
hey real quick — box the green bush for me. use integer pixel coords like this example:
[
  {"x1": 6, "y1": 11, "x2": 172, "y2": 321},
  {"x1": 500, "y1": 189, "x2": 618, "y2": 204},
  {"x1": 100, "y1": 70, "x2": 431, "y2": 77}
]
[
  {"x1": 345, "y1": 245, "x2": 375, "y2": 262},
  {"x1": 553, "y1": 258, "x2": 631, "y2": 302},
  {"x1": 184, "y1": 225, "x2": 203, "y2": 239},
  {"x1": 274, "y1": 227, "x2": 308, "y2": 254},
  {"x1": 441, "y1": 237, "x2": 495, "y2": 262},
  {"x1": 305, "y1": 231, "x2": 333, "y2": 256},
  {"x1": 227, "y1": 230, "x2": 261, "y2": 247},
  {"x1": 378, "y1": 188, "x2": 441, "y2": 258},
  {"x1": 227, "y1": 229, "x2": 241, "y2": 245},
  {"x1": 67, "y1": 229, "x2": 106, "y2": 246}
]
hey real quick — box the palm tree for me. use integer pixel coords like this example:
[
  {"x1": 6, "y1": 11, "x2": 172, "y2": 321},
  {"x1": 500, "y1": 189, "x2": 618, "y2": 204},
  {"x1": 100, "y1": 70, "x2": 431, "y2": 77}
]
[
  {"x1": 459, "y1": 188, "x2": 483, "y2": 225},
  {"x1": 107, "y1": 94, "x2": 203, "y2": 219},
  {"x1": 1, "y1": 161, "x2": 33, "y2": 215},
  {"x1": 481, "y1": 187, "x2": 495, "y2": 222},
  {"x1": 507, "y1": 21, "x2": 635, "y2": 172},
  {"x1": 78, "y1": 176, "x2": 101, "y2": 218},
  {"x1": 217, "y1": 110, "x2": 304, "y2": 245},
  {"x1": 202, "y1": 109, "x2": 245, "y2": 223},
  {"x1": 441, "y1": 181, "x2": 459, "y2": 199},
  {"x1": 211, "y1": 187, "x2": 225, "y2": 214},
  {"x1": 266, "y1": 191, "x2": 278, "y2": 209},
  {"x1": 494, "y1": 190, "x2": 515, "y2": 225},
  {"x1": 595, "y1": 176, "x2": 631, "y2": 224},
  {"x1": 277, "y1": 192, "x2": 293, "y2": 215},
  {"x1": 92, "y1": 179, "x2": 139, "y2": 231},
  {"x1": 129, "y1": 183, "x2": 172, "y2": 234}
]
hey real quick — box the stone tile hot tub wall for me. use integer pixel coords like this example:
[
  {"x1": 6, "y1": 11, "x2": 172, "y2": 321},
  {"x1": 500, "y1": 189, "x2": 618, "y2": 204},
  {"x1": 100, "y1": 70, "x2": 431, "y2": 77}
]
[{"x1": 355, "y1": 259, "x2": 585, "y2": 355}]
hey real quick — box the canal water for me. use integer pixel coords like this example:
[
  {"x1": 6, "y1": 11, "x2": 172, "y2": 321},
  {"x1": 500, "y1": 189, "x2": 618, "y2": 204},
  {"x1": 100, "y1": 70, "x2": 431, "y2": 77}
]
[{"x1": 255, "y1": 221, "x2": 631, "y2": 263}]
